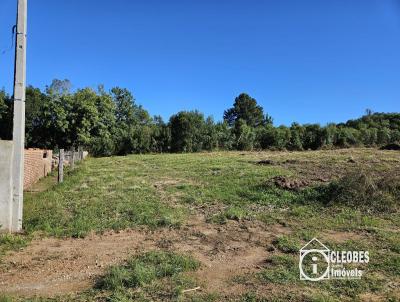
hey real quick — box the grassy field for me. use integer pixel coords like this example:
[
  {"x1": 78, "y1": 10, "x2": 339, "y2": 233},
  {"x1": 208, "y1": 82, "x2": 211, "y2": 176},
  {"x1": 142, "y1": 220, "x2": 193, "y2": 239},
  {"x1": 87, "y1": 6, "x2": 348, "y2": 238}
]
[{"x1": 0, "y1": 149, "x2": 399, "y2": 301}]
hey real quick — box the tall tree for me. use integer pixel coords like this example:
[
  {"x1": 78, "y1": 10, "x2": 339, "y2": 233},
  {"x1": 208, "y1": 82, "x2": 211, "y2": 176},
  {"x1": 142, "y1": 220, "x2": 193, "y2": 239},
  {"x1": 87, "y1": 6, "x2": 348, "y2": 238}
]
[
  {"x1": 111, "y1": 87, "x2": 152, "y2": 154},
  {"x1": 46, "y1": 79, "x2": 72, "y2": 96},
  {"x1": 30, "y1": 91, "x2": 69, "y2": 148},
  {"x1": 25, "y1": 86, "x2": 46, "y2": 146},
  {"x1": 87, "y1": 86, "x2": 117, "y2": 156},
  {"x1": 224, "y1": 93, "x2": 268, "y2": 128},
  {"x1": 111, "y1": 87, "x2": 136, "y2": 125}
]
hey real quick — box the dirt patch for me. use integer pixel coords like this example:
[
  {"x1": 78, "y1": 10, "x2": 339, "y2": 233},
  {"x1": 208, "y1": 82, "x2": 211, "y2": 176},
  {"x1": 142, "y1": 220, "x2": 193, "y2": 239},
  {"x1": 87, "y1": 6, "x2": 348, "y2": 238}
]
[
  {"x1": 152, "y1": 178, "x2": 192, "y2": 205},
  {"x1": 153, "y1": 177, "x2": 198, "y2": 190},
  {"x1": 322, "y1": 230, "x2": 364, "y2": 244},
  {"x1": 0, "y1": 230, "x2": 147, "y2": 296},
  {"x1": 0, "y1": 216, "x2": 289, "y2": 298},
  {"x1": 359, "y1": 292, "x2": 387, "y2": 302},
  {"x1": 153, "y1": 178, "x2": 182, "y2": 189},
  {"x1": 271, "y1": 176, "x2": 311, "y2": 191}
]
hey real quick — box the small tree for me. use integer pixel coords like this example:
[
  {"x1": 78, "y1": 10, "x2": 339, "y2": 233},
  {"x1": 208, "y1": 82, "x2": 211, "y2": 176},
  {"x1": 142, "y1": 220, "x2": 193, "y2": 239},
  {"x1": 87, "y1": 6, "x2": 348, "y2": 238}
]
[
  {"x1": 274, "y1": 126, "x2": 291, "y2": 150},
  {"x1": 151, "y1": 116, "x2": 171, "y2": 153},
  {"x1": 202, "y1": 116, "x2": 218, "y2": 151},
  {"x1": 390, "y1": 129, "x2": 400, "y2": 144},
  {"x1": 234, "y1": 119, "x2": 256, "y2": 151},
  {"x1": 111, "y1": 87, "x2": 152, "y2": 154},
  {"x1": 377, "y1": 127, "x2": 391, "y2": 145},
  {"x1": 169, "y1": 111, "x2": 207, "y2": 152},
  {"x1": 288, "y1": 123, "x2": 304, "y2": 151},
  {"x1": 215, "y1": 121, "x2": 235, "y2": 150},
  {"x1": 302, "y1": 124, "x2": 324, "y2": 150},
  {"x1": 321, "y1": 124, "x2": 338, "y2": 148},
  {"x1": 256, "y1": 124, "x2": 275, "y2": 149}
]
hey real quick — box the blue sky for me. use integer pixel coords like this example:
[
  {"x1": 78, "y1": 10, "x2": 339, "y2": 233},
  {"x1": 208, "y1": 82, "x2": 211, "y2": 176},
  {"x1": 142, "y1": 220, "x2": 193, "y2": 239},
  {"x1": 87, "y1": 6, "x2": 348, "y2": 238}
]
[{"x1": 1, "y1": 0, "x2": 399, "y2": 125}]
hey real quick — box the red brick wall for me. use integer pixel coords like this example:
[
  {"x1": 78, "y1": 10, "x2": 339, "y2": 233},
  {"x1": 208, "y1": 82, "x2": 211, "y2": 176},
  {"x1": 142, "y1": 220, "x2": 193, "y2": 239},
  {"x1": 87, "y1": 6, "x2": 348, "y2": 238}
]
[{"x1": 24, "y1": 149, "x2": 53, "y2": 189}]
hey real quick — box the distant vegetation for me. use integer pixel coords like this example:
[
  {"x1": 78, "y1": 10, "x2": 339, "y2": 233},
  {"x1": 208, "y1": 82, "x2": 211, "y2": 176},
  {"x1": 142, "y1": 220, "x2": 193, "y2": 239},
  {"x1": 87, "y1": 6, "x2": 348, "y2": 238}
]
[{"x1": 0, "y1": 79, "x2": 399, "y2": 156}]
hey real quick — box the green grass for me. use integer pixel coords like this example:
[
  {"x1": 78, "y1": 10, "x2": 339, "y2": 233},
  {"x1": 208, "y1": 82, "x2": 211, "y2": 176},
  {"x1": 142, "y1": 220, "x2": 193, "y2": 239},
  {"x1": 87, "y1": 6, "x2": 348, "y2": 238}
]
[
  {"x1": 20, "y1": 151, "x2": 397, "y2": 239},
  {"x1": 99, "y1": 250, "x2": 200, "y2": 290},
  {"x1": 97, "y1": 250, "x2": 200, "y2": 301},
  {"x1": 23, "y1": 158, "x2": 186, "y2": 238},
  {"x1": 272, "y1": 236, "x2": 301, "y2": 254},
  {"x1": 239, "y1": 225, "x2": 398, "y2": 301},
  {"x1": 1, "y1": 149, "x2": 399, "y2": 301},
  {"x1": 0, "y1": 234, "x2": 28, "y2": 259}
]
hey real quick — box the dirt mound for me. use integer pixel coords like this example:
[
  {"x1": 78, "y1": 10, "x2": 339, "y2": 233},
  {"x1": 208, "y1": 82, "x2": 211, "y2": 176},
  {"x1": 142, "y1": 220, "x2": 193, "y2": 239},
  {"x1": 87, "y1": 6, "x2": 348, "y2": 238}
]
[{"x1": 272, "y1": 176, "x2": 310, "y2": 190}]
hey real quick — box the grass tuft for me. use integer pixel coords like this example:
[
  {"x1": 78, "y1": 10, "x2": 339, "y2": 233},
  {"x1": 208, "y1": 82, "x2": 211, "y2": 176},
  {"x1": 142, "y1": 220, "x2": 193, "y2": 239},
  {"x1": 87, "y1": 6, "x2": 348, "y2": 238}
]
[
  {"x1": 99, "y1": 251, "x2": 200, "y2": 291},
  {"x1": 272, "y1": 236, "x2": 300, "y2": 254},
  {"x1": 0, "y1": 234, "x2": 28, "y2": 257}
]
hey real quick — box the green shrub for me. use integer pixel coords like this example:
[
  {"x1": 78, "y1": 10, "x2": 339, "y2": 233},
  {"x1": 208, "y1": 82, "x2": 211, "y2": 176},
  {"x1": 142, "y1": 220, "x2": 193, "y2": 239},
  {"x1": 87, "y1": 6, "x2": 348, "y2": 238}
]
[{"x1": 320, "y1": 171, "x2": 400, "y2": 213}]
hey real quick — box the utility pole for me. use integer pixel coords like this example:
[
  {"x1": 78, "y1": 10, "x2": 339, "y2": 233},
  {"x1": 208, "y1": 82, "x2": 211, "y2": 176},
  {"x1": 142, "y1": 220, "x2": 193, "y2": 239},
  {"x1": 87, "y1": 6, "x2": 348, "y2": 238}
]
[{"x1": 11, "y1": 0, "x2": 27, "y2": 232}]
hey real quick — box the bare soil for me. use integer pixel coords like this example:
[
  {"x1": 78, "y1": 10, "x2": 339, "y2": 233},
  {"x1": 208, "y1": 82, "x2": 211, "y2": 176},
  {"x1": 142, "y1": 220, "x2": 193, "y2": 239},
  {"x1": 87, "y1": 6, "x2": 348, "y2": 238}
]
[{"x1": 0, "y1": 215, "x2": 289, "y2": 298}]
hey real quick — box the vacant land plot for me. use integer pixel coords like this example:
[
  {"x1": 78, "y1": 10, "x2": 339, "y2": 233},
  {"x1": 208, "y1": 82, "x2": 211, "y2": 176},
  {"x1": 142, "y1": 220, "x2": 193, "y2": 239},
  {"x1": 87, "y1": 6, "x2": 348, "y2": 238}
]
[{"x1": 0, "y1": 149, "x2": 399, "y2": 301}]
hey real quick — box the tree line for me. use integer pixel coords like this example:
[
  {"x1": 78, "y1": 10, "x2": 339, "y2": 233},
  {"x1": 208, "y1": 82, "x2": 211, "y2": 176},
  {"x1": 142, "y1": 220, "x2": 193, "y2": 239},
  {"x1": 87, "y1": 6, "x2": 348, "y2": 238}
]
[{"x1": 0, "y1": 79, "x2": 399, "y2": 156}]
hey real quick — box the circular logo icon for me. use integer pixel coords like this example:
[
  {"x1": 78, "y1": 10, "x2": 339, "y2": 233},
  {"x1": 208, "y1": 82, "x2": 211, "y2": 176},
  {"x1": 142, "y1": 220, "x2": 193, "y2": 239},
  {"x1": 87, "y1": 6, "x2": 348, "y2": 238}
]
[{"x1": 299, "y1": 249, "x2": 330, "y2": 281}]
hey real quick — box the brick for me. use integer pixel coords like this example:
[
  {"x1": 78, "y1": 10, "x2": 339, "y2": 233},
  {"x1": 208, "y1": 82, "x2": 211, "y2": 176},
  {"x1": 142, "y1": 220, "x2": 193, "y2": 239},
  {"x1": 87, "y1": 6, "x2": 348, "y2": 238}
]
[{"x1": 23, "y1": 149, "x2": 53, "y2": 190}]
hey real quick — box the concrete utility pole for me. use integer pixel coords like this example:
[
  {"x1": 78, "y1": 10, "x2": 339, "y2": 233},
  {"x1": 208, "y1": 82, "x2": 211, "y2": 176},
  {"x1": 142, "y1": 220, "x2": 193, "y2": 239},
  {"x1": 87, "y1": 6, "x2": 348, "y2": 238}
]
[{"x1": 11, "y1": 0, "x2": 27, "y2": 232}]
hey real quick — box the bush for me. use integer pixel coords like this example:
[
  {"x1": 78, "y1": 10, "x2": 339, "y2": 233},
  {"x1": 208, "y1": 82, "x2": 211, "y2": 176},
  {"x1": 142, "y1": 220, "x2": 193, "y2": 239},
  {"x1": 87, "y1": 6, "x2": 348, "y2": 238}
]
[
  {"x1": 169, "y1": 111, "x2": 209, "y2": 152},
  {"x1": 234, "y1": 119, "x2": 256, "y2": 150},
  {"x1": 320, "y1": 171, "x2": 400, "y2": 213}
]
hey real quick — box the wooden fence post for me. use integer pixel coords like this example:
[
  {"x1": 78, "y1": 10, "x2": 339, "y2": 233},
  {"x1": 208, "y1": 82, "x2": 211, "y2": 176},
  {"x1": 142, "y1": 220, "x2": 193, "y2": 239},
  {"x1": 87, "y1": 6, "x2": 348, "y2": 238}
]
[
  {"x1": 70, "y1": 148, "x2": 75, "y2": 170},
  {"x1": 78, "y1": 146, "x2": 83, "y2": 161},
  {"x1": 58, "y1": 149, "x2": 64, "y2": 183}
]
